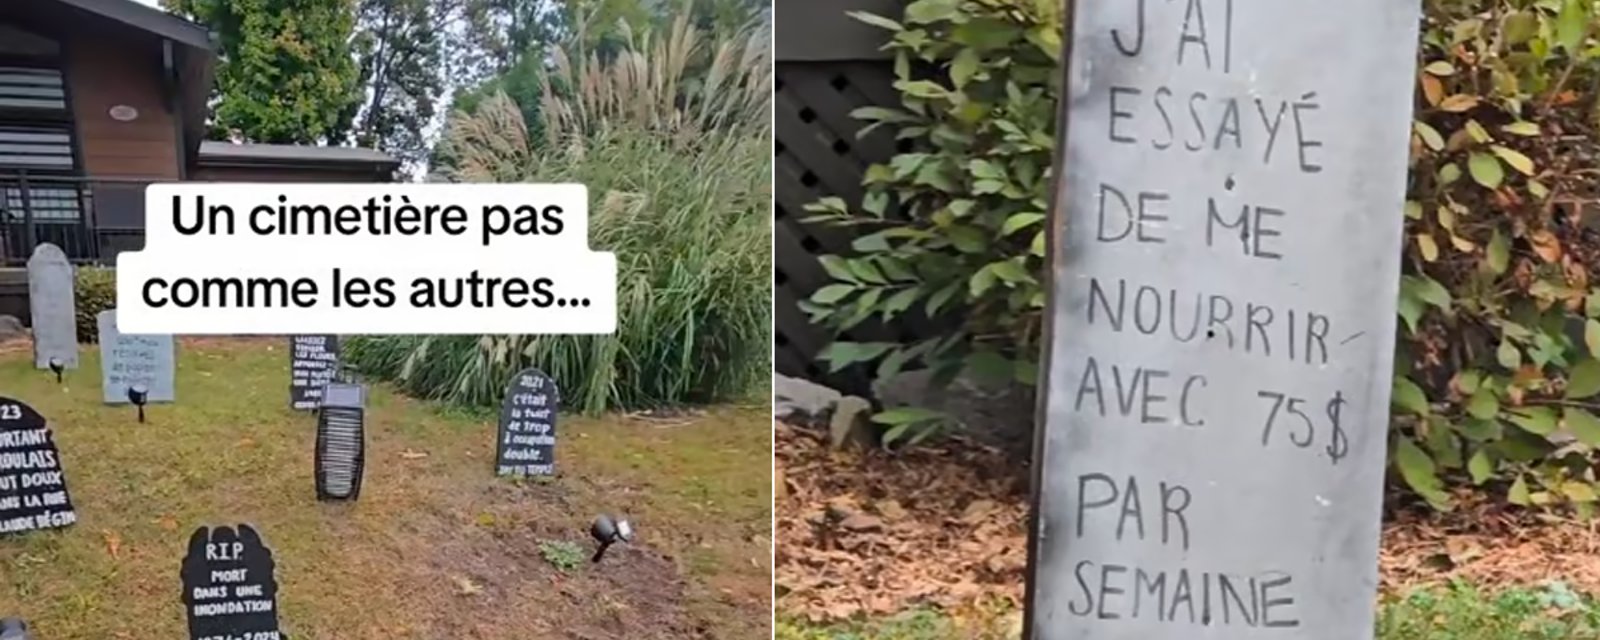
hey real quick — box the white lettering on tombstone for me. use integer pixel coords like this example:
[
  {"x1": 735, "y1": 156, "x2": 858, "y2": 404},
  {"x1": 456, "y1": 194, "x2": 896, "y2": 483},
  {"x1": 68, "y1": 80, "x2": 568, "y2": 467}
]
[
  {"x1": 0, "y1": 397, "x2": 77, "y2": 536},
  {"x1": 98, "y1": 309, "x2": 176, "y2": 404},
  {"x1": 495, "y1": 368, "x2": 559, "y2": 477},
  {"x1": 1025, "y1": 1, "x2": 1420, "y2": 638},
  {"x1": 289, "y1": 335, "x2": 341, "y2": 410},
  {"x1": 27, "y1": 243, "x2": 78, "y2": 370}
]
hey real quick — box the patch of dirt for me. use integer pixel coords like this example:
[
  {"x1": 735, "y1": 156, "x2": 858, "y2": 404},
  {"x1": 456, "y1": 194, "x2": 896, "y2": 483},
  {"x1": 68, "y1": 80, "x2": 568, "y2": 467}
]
[
  {"x1": 776, "y1": 419, "x2": 1600, "y2": 623},
  {"x1": 397, "y1": 480, "x2": 712, "y2": 639}
]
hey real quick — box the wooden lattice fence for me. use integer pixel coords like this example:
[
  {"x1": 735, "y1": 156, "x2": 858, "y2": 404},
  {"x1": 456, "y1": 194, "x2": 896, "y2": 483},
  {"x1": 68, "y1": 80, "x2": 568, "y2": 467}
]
[{"x1": 774, "y1": 0, "x2": 912, "y2": 395}]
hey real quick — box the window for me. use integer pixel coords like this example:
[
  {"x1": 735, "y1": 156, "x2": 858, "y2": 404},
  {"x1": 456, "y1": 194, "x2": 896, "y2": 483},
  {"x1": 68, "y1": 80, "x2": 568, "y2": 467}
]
[
  {"x1": 0, "y1": 65, "x2": 66, "y2": 112},
  {"x1": 0, "y1": 123, "x2": 73, "y2": 170},
  {"x1": 0, "y1": 21, "x2": 91, "y2": 263}
]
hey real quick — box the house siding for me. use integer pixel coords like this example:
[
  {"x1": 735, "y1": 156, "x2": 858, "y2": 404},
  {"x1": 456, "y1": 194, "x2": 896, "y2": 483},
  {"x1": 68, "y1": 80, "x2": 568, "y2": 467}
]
[{"x1": 65, "y1": 32, "x2": 180, "y2": 179}]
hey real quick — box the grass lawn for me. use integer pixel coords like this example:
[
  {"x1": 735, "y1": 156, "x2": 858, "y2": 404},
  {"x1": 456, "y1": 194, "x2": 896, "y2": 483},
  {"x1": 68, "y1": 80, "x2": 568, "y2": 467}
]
[
  {"x1": 0, "y1": 338, "x2": 771, "y2": 639},
  {"x1": 776, "y1": 582, "x2": 1600, "y2": 639}
]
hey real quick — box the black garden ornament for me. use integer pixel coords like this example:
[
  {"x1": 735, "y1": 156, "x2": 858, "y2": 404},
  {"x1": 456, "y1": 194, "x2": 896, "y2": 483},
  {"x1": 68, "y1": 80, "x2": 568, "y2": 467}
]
[
  {"x1": 314, "y1": 382, "x2": 366, "y2": 501},
  {"x1": 127, "y1": 384, "x2": 148, "y2": 423}
]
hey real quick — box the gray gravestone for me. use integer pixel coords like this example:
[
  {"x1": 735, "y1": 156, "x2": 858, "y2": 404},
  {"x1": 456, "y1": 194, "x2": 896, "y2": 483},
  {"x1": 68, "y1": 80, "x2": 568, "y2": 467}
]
[
  {"x1": 1024, "y1": 2, "x2": 1420, "y2": 639},
  {"x1": 27, "y1": 243, "x2": 77, "y2": 371},
  {"x1": 98, "y1": 309, "x2": 175, "y2": 404}
]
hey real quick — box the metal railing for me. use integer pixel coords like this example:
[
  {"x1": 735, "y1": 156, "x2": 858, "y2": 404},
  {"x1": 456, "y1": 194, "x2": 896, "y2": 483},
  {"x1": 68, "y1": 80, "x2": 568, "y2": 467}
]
[{"x1": 0, "y1": 170, "x2": 151, "y2": 266}]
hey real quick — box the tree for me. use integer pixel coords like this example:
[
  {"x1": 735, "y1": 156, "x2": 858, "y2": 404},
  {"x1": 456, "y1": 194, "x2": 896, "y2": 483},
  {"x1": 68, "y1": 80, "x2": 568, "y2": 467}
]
[
  {"x1": 337, "y1": 0, "x2": 447, "y2": 168},
  {"x1": 165, "y1": 0, "x2": 363, "y2": 144}
]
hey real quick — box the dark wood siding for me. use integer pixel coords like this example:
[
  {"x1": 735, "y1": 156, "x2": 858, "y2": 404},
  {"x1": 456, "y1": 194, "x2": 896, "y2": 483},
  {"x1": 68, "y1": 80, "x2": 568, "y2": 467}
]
[{"x1": 65, "y1": 33, "x2": 179, "y2": 179}]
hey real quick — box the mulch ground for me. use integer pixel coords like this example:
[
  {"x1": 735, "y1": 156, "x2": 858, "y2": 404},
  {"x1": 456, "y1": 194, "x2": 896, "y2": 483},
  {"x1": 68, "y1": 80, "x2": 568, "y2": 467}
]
[{"x1": 776, "y1": 419, "x2": 1600, "y2": 622}]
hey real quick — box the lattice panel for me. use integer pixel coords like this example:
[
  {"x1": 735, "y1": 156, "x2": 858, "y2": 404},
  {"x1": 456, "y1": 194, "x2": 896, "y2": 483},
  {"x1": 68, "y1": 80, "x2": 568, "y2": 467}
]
[{"x1": 774, "y1": 60, "x2": 913, "y2": 395}]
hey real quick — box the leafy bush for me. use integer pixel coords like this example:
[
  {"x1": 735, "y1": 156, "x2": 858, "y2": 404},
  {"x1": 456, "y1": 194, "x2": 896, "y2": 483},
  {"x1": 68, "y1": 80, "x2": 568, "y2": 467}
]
[
  {"x1": 800, "y1": 0, "x2": 1060, "y2": 445},
  {"x1": 347, "y1": 20, "x2": 770, "y2": 415},
  {"x1": 804, "y1": 0, "x2": 1600, "y2": 510},
  {"x1": 74, "y1": 265, "x2": 115, "y2": 342},
  {"x1": 1393, "y1": 0, "x2": 1600, "y2": 513}
]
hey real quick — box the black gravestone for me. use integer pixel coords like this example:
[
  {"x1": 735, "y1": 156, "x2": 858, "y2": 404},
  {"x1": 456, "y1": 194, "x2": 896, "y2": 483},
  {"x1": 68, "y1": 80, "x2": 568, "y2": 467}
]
[
  {"x1": 0, "y1": 397, "x2": 76, "y2": 535},
  {"x1": 494, "y1": 368, "x2": 558, "y2": 477},
  {"x1": 314, "y1": 383, "x2": 365, "y2": 501},
  {"x1": 180, "y1": 524, "x2": 282, "y2": 640},
  {"x1": 289, "y1": 336, "x2": 340, "y2": 411}
]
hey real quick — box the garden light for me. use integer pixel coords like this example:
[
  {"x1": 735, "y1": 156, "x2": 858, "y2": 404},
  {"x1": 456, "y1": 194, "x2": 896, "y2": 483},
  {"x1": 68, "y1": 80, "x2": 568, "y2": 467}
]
[
  {"x1": 0, "y1": 617, "x2": 31, "y2": 640},
  {"x1": 589, "y1": 514, "x2": 633, "y2": 563},
  {"x1": 127, "y1": 384, "x2": 148, "y2": 423}
]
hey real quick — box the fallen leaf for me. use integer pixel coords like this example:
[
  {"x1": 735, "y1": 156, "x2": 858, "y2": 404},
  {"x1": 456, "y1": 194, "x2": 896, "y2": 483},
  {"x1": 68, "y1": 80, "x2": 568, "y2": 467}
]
[
  {"x1": 961, "y1": 499, "x2": 997, "y2": 524},
  {"x1": 875, "y1": 499, "x2": 908, "y2": 521},
  {"x1": 839, "y1": 513, "x2": 884, "y2": 532},
  {"x1": 1530, "y1": 230, "x2": 1564, "y2": 263},
  {"x1": 103, "y1": 530, "x2": 122, "y2": 559},
  {"x1": 155, "y1": 514, "x2": 179, "y2": 532},
  {"x1": 453, "y1": 576, "x2": 483, "y2": 596}
]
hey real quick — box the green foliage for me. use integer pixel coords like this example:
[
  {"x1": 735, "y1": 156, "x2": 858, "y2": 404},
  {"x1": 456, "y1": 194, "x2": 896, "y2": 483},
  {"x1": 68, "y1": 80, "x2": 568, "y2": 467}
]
[
  {"x1": 1393, "y1": 0, "x2": 1600, "y2": 513},
  {"x1": 350, "y1": 18, "x2": 770, "y2": 415},
  {"x1": 340, "y1": 0, "x2": 448, "y2": 168},
  {"x1": 165, "y1": 0, "x2": 363, "y2": 144},
  {"x1": 1376, "y1": 582, "x2": 1600, "y2": 639},
  {"x1": 448, "y1": 0, "x2": 767, "y2": 93},
  {"x1": 806, "y1": 0, "x2": 1600, "y2": 508},
  {"x1": 801, "y1": 0, "x2": 1062, "y2": 442},
  {"x1": 775, "y1": 610, "x2": 966, "y2": 640},
  {"x1": 778, "y1": 583, "x2": 1600, "y2": 639},
  {"x1": 73, "y1": 266, "x2": 115, "y2": 343},
  {"x1": 435, "y1": 4, "x2": 769, "y2": 171},
  {"x1": 537, "y1": 539, "x2": 587, "y2": 572}
]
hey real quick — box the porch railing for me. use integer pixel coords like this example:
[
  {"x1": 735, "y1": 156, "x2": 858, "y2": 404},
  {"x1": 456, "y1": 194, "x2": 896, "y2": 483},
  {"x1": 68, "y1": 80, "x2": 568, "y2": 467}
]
[{"x1": 0, "y1": 170, "x2": 151, "y2": 266}]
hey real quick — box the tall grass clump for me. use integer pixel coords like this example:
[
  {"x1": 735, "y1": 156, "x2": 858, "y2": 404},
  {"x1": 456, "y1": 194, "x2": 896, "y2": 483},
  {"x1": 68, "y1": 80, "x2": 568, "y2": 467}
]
[{"x1": 346, "y1": 14, "x2": 770, "y2": 415}]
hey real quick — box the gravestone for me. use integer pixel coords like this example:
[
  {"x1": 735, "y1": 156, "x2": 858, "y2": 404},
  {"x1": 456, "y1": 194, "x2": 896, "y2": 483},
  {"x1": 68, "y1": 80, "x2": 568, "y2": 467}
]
[
  {"x1": 289, "y1": 335, "x2": 341, "y2": 410},
  {"x1": 98, "y1": 309, "x2": 176, "y2": 404},
  {"x1": 314, "y1": 383, "x2": 365, "y2": 501},
  {"x1": 1023, "y1": 2, "x2": 1420, "y2": 639},
  {"x1": 180, "y1": 524, "x2": 281, "y2": 640},
  {"x1": 495, "y1": 368, "x2": 558, "y2": 477},
  {"x1": 27, "y1": 243, "x2": 77, "y2": 371},
  {"x1": 0, "y1": 397, "x2": 77, "y2": 535}
]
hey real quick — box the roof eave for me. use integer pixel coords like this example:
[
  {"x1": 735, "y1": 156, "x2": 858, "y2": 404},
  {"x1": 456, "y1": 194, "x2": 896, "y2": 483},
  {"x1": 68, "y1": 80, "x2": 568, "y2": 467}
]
[
  {"x1": 196, "y1": 156, "x2": 402, "y2": 174},
  {"x1": 51, "y1": 0, "x2": 215, "y2": 52}
]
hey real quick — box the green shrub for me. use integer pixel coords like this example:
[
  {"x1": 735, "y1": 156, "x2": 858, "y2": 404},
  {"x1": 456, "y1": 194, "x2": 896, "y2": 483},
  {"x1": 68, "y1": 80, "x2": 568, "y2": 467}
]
[
  {"x1": 800, "y1": 0, "x2": 1060, "y2": 446},
  {"x1": 74, "y1": 266, "x2": 115, "y2": 342},
  {"x1": 346, "y1": 20, "x2": 770, "y2": 415},
  {"x1": 1393, "y1": 0, "x2": 1600, "y2": 513},
  {"x1": 806, "y1": 0, "x2": 1600, "y2": 510},
  {"x1": 537, "y1": 539, "x2": 587, "y2": 572}
]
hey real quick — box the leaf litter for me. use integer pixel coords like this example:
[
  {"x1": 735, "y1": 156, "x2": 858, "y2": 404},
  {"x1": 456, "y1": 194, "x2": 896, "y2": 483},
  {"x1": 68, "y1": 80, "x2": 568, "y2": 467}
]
[{"x1": 778, "y1": 420, "x2": 1600, "y2": 622}]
